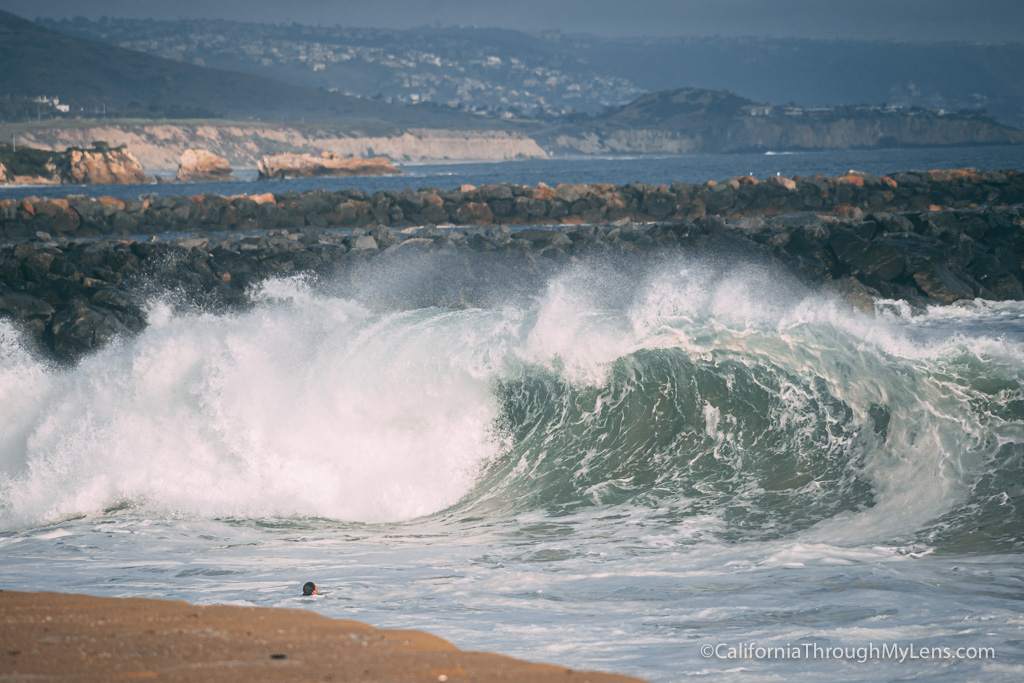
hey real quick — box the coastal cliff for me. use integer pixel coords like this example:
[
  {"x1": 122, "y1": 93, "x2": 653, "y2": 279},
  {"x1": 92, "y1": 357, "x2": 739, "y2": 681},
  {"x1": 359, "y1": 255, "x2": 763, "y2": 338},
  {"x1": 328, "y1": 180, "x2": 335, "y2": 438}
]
[
  {"x1": 538, "y1": 89, "x2": 1024, "y2": 155},
  {"x1": 546, "y1": 116, "x2": 1024, "y2": 155},
  {"x1": 8, "y1": 88, "x2": 1021, "y2": 174},
  {"x1": 11, "y1": 125, "x2": 549, "y2": 174}
]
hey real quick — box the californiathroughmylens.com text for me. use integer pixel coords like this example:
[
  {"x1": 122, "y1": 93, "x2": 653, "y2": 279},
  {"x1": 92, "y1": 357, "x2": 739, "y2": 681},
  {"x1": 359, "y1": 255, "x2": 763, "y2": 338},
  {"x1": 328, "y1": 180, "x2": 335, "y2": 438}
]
[{"x1": 701, "y1": 642, "x2": 996, "y2": 663}]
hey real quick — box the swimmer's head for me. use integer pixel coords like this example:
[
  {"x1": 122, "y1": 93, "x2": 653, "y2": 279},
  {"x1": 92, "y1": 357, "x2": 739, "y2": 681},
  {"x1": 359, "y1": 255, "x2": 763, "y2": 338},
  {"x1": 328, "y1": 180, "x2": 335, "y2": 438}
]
[{"x1": 302, "y1": 582, "x2": 318, "y2": 596}]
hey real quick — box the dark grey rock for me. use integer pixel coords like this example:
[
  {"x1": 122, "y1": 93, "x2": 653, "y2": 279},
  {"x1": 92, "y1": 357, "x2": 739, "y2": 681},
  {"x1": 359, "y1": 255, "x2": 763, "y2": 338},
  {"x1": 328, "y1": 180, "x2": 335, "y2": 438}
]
[
  {"x1": 641, "y1": 191, "x2": 676, "y2": 218},
  {"x1": 50, "y1": 299, "x2": 133, "y2": 360},
  {"x1": 872, "y1": 232, "x2": 941, "y2": 270},
  {"x1": 0, "y1": 289, "x2": 55, "y2": 321},
  {"x1": 829, "y1": 229, "x2": 904, "y2": 281},
  {"x1": 913, "y1": 262, "x2": 975, "y2": 302}
]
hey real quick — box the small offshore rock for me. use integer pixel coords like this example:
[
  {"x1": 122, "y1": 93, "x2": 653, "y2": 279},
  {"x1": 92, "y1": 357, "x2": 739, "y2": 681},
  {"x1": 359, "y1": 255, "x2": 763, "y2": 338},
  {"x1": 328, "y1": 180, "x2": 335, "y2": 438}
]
[{"x1": 177, "y1": 149, "x2": 234, "y2": 182}]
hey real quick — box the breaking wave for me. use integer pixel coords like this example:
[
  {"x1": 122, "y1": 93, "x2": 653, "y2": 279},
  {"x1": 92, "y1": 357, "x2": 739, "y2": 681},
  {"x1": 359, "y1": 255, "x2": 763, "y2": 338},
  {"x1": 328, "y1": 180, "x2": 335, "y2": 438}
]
[{"x1": 2, "y1": 255, "x2": 1022, "y2": 552}]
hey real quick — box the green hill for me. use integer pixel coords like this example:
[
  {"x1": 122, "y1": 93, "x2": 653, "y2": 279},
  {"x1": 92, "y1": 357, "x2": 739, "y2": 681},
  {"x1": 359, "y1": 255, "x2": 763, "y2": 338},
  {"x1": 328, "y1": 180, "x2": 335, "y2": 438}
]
[{"x1": 0, "y1": 10, "x2": 498, "y2": 131}]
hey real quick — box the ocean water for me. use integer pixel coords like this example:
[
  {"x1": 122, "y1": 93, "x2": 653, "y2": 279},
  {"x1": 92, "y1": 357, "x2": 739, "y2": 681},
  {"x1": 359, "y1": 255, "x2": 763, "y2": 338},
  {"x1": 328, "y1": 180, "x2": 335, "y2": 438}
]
[
  {"x1": 1, "y1": 143, "x2": 1023, "y2": 202},
  {"x1": 2, "y1": 148, "x2": 1024, "y2": 681}
]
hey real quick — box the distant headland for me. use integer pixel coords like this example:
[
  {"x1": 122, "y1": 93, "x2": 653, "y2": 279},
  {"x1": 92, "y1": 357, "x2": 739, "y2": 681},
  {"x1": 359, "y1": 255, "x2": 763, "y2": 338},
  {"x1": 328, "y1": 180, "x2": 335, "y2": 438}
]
[{"x1": 6, "y1": 91, "x2": 1022, "y2": 179}]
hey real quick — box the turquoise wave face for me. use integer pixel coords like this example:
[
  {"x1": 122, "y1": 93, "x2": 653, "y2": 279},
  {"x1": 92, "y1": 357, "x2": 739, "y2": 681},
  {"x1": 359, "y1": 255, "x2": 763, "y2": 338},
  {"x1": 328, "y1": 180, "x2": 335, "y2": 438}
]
[
  {"x1": 472, "y1": 342, "x2": 1024, "y2": 552},
  {"x1": 913, "y1": 350, "x2": 1024, "y2": 553},
  {"x1": 454, "y1": 266, "x2": 1024, "y2": 552},
  {"x1": 478, "y1": 349, "x2": 876, "y2": 536}
]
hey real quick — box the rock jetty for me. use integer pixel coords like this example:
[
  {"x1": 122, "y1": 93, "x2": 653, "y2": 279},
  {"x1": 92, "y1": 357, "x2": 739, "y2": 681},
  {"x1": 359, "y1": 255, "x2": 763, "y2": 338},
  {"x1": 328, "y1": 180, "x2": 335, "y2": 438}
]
[
  {"x1": 1, "y1": 198, "x2": 1022, "y2": 362},
  {"x1": 1, "y1": 169, "x2": 1020, "y2": 240},
  {"x1": 256, "y1": 152, "x2": 403, "y2": 179}
]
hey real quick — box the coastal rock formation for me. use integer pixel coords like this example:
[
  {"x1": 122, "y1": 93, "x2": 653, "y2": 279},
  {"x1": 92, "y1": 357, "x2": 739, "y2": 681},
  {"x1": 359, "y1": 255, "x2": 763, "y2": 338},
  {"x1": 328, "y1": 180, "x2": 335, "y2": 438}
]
[
  {"x1": 0, "y1": 161, "x2": 60, "y2": 185},
  {"x1": 176, "y1": 148, "x2": 234, "y2": 182},
  {"x1": 256, "y1": 151, "x2": 403, "y2": 179},
  {"x1": 3, "y1": 168, "x2": 1022, "y2": 363},
  {"x1": 0, "y1": 143, "x2": 152, "y2": 186},
  {"x1": 58, "y1": 145, "x2": 152, "y2": 185}
]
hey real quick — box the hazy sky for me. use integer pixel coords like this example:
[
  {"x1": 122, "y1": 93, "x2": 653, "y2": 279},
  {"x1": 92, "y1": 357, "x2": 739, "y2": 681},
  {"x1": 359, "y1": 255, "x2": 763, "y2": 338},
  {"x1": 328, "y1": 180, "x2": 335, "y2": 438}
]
[{"x1": 2, "y1": 0, "x2": 1022, "y2": 42}]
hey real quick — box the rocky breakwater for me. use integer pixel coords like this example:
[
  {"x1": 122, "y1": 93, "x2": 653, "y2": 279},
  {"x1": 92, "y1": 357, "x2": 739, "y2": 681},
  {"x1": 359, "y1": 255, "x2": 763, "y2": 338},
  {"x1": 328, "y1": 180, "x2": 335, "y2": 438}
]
[
  {"x1": 256, "y1": 151, "x2": 402, "y2": 179},
  {"x1": 1, "y1": 169, "x2": 1020, "y2": 241},
  {"x1": 1, "y1": 202, "x2": 1022, "y2": 362}
]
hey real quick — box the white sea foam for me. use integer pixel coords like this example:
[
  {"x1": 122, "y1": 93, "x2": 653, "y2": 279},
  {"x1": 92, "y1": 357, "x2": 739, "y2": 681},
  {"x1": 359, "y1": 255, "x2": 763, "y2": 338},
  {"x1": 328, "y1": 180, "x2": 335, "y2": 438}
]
[{"x1": 0, "y1": 279, "x2": 507, "y2": 528}]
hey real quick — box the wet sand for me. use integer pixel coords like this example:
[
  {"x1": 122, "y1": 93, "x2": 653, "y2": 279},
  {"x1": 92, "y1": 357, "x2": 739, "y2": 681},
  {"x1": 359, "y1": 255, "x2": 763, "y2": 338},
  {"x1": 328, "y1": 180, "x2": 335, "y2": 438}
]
[{"x1": 0, "y1": 590, "x2": 644, "y2": 682}]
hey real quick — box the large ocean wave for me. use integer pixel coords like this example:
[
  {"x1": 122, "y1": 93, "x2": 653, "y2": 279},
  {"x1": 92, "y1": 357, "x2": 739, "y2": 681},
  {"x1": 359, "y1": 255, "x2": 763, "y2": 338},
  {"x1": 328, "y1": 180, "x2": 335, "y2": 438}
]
[{"x1": 2, "y1": 255, "x2": 1022, "y2": 552}]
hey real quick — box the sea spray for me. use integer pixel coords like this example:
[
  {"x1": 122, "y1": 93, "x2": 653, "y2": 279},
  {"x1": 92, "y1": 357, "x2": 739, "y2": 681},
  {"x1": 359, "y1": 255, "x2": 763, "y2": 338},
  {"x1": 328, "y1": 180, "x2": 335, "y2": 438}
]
[{"x1": 0, "y1": 276, "x2": 505, "y2": 527}]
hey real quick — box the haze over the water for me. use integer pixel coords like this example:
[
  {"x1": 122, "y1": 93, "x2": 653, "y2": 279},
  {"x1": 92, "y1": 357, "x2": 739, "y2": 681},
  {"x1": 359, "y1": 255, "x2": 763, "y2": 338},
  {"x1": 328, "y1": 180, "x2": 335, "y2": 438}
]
[{"x1": 3, "y1": 0, "x2": 1023, "y2": 42}]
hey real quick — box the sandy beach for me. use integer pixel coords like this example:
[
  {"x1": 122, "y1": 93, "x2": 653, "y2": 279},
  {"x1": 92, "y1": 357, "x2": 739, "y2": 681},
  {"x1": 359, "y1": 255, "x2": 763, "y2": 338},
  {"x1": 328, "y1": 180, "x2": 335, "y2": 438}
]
[{"x1": 0, "y1": 590, "x2": 645, "y2": 682}]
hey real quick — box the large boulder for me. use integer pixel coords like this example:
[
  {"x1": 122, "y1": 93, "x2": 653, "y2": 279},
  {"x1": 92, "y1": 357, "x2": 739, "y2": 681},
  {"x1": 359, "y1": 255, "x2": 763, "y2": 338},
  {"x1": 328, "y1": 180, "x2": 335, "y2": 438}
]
[
  {"x1": 913, "y1": 262, "x2": 975, "y2": 302},
  {"x1": 49, "y1": 299, "x2": 134, "y2": 360},
  {"x1": 454, "y1": 201, "x2": 494, "y2": 226},
  {"x1": 58, "y1": 145, "x2": 152, "y2": 185},
  {"x1": 177, "y1": 149, "x2": 234, "y2": 182},
  {"x1": 256, "y1": 151, "x2": 403, "y2": 180},
  {"x1": 828, "y1": 228, "x2": 904, "y2": 281},
  {"x1": 0, "y1": 289, "x2": 55, "y2": 338}
]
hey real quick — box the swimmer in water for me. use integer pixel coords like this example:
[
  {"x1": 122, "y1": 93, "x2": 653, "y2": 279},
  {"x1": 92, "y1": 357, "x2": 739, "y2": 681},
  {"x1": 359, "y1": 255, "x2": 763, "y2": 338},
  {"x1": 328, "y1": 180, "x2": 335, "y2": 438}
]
[{"x1": 302, "y1": 581, "x2": 318, "y2": 596}]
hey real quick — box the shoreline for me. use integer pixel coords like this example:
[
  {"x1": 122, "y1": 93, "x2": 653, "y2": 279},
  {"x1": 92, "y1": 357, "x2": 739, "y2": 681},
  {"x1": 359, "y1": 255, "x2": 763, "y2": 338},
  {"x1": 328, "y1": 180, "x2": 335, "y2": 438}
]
[{"x1": 0, "y1": 590, "x2": 644, "y2": 681}]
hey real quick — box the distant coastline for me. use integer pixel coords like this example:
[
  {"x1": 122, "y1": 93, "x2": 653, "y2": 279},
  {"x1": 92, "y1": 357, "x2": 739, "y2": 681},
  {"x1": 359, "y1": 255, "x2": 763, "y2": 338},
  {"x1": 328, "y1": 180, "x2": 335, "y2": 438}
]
[
  {"x1": 5, "y1": 89, "x2": 1022, "y2": 178},
  {"x1": 6, "y1": 123, "x2": 550, "y2": 177}
]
